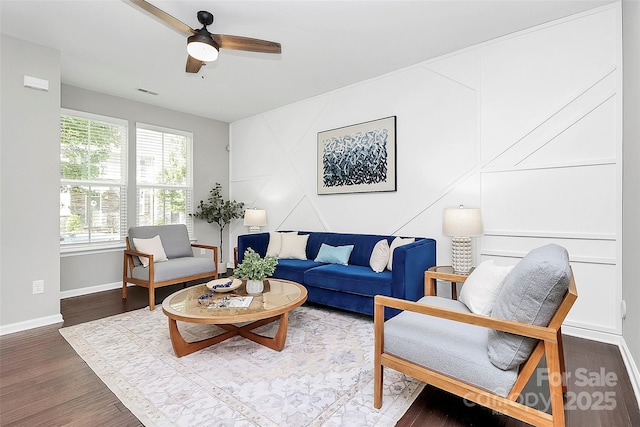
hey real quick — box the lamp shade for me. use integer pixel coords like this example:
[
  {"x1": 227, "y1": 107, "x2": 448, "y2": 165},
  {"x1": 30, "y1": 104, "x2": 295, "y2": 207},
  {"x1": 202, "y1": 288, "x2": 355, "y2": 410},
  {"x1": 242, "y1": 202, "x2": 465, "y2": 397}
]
[
  {"x1": 187, "y1": 30, "x2": 219, "y2": 62},
  {"x1": 442, "y1": 207, "x2": 483, "y2": 237},
  {"x1": 243, "y1": 209, "x2": 267, "y2": 227}
]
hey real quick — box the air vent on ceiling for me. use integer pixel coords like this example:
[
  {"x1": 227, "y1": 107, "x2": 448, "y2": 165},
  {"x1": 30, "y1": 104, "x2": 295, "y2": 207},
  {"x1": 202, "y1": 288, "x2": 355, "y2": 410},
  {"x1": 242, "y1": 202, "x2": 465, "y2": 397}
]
[{"x1": 137, "y1": 88, "x2": 159, "y2": 95}]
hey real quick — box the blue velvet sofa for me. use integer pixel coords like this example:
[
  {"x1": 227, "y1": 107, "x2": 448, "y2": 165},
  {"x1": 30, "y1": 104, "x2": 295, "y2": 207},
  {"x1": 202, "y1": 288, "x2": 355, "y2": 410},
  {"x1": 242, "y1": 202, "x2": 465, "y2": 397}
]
[{"x1": 237, "y1": 231, "x2": 436, "y2": 318}]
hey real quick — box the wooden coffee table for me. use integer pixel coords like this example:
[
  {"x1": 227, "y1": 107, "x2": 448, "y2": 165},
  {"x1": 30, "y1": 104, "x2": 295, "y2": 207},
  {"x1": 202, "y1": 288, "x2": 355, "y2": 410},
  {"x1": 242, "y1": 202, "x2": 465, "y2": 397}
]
[{"x1": 162, "y1": 278, "x2": 307, "y2": 357}]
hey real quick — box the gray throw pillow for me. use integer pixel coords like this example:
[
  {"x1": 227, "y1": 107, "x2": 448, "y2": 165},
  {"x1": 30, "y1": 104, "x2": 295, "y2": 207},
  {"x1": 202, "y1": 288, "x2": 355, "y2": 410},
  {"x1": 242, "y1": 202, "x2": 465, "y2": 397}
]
[{"x1": 487, "y1": 244, "x2": 571, "y2": 370}]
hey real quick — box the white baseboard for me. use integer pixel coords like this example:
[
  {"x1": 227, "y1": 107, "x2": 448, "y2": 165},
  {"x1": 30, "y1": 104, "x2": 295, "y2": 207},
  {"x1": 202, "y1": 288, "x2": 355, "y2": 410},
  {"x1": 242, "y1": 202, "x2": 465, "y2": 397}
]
[
  {"x1": 60, "y1": 281, "x2": 123, "y2": 299},
  {"x1": 563, "y1": 325, "x2": 640, "y2": 408},
  {"x1": 619, "y1": 338, "x2": 640, "y2": 409},
  {"x1": 0, "y1": 313, "x2": 64, "y2": 336}
]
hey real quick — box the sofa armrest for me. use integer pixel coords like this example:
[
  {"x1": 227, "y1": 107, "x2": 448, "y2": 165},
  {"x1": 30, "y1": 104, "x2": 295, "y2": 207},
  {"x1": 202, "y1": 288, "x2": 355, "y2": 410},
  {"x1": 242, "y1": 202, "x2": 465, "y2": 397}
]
[
  {"x1": 237, "y1": 232, "x2": 270, "y2": 263},
  {"x1": 390, "y1": 238, "x2": 436, "y2": 301}
]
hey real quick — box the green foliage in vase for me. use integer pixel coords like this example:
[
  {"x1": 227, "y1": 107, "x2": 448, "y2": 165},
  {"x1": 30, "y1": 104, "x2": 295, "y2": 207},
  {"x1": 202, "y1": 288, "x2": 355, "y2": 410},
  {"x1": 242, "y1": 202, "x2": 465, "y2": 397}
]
[
  {"x1": 234, "y1": 248, "x2": 278, "y2": 281},
  {"x1": 190, "y1": 183, "x2": 244, "y2": 260}
]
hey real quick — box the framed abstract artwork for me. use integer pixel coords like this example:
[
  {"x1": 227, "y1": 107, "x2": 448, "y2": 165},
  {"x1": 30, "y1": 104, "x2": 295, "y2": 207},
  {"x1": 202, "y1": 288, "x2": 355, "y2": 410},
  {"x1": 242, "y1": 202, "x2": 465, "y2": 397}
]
[{"x1": 317, "y1": 116, "x2": 396, "y2": 195}]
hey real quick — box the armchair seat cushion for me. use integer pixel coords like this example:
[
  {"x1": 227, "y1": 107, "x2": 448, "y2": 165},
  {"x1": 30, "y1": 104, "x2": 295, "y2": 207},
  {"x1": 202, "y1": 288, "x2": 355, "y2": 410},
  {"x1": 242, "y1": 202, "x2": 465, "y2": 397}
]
[
  {"x1": 132, "y1": 257, "x2": 216, "y2": 283},
  {"x1": 383, "y1": 296, "x2": 518, "y2": 397}
]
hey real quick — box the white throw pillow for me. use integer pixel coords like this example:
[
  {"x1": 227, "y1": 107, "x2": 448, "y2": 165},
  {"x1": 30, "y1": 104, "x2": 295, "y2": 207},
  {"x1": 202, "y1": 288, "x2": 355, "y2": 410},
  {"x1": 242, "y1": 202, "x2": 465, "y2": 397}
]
[
  {"x1": 278, "y1": 233, "x2": 309, "y2": 260},
  {"x1": 387, "y1": 237, "x2": 415, "y2": 271},
  {"x1": 132, "y1": 235, "x2": 168, "y2": 267},
  {"x1": 370, "y1": 239, "x2": 390, "y2": 273},
  {"x1": 458, "y1": 260, "x2": 514, "y2": 316},
  {"x1": 266, "y1": 231, "x2": 298, "y2": 257}
]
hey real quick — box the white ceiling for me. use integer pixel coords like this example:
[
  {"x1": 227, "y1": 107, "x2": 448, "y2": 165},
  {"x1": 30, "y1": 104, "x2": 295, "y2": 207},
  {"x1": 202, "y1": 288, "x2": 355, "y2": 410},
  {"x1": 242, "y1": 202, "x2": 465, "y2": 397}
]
[{"x1": 1, "y1": 0, "x2": 613, "y2": 123}]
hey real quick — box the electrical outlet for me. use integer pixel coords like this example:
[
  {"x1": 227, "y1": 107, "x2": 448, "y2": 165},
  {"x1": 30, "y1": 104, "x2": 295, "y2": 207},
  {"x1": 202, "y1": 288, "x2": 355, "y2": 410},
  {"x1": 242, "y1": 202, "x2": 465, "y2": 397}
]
[{"x1": 33, "y1": 280, "x2": 44, "y2": 294}]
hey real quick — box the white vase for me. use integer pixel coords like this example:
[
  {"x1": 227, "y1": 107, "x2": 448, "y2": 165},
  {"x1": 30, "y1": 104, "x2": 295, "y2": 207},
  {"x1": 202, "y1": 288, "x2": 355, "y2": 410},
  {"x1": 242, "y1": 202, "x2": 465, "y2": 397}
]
[{"x1": 246, "y1": 279, "x2": 264, "y2": 295}]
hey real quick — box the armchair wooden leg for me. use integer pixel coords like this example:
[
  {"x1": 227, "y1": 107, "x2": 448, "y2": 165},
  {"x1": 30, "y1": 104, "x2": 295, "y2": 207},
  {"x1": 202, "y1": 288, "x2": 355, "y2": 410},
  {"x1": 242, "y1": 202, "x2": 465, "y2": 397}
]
[
  {"x1": 546, "y1": 341, "x2": 566, "y2": 427},
  {"x1": 374, "y1": 361, "x2": 383, "y2": 409},
  {"x1": 122, "y1": 282, "x2": 127, "y2": 299},
  {"x1": 374, "y1": 299, "x2": 384, "y2": 409},
  {"x1": 149, "y1": 287, "x2": 155, "y2": 311},
  {"x1": 557, "y1": 328, "x2": 568, "y2": 394}
]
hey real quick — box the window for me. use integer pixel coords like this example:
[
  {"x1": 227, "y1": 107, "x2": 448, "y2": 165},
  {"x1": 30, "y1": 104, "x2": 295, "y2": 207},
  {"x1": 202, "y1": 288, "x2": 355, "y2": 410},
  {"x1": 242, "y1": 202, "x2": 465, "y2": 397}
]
[
  {"x1": 136, "y1": 124, "x2": 193, "y2": 235},
  {"x1": 60, "y1": 110, "x2": 128, "y2": 249}
]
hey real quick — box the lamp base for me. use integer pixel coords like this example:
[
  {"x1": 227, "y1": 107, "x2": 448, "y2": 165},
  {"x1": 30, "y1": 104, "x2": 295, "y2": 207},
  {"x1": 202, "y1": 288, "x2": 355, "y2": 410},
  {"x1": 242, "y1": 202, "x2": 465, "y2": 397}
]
[
  {"x1": 451, "y1": 237, "x2": 473, "y2": 274},
  {"x1": 248, "y1": 226, "x2": 261, "y2": 233}
]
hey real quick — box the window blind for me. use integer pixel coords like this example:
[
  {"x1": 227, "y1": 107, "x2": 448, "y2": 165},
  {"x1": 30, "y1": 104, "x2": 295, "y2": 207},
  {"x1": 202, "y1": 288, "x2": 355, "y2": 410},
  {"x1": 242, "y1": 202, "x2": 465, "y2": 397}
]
[
  {"x1": 60, "y1": 110, "x2": 128, "y2": 249},
  {"x1": 136, "y1": 123, "x2": 193, "y2": 237}
]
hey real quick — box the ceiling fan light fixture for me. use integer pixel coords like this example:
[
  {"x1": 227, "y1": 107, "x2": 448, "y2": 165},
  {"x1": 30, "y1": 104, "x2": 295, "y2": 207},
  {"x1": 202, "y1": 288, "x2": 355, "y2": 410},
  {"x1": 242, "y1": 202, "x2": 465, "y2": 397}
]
[{"x1": 187, "y1": 30, "x2": 219, "y2": 62}]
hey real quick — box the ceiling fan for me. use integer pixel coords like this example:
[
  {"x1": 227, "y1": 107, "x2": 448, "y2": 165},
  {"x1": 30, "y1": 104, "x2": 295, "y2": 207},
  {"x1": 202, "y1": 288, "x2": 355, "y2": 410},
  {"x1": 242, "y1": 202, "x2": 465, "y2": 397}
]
[{"x1": 126, "y1": 0, "x2": 282, "y2": 74}]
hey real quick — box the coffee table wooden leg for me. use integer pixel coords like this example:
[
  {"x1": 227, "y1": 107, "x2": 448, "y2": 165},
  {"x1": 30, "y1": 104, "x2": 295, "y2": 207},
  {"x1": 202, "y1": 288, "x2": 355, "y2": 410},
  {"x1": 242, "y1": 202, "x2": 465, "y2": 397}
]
[
  {"x1": 238, "y1": 312, "x2": 289, "y2": 351},
  {"x1": 168, "y1": 317, "x2": 239, "y2": 357}
]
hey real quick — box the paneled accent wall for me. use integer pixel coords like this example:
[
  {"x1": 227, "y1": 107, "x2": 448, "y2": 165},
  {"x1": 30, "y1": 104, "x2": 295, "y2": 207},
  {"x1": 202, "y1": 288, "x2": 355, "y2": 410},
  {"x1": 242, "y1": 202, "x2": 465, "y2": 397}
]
[
  {"x1": 479, "y1": 6, "x2": 621, "y2": 334},
  {"x1": 230, "y1": 5, "x2": 621, "y2": 335}
]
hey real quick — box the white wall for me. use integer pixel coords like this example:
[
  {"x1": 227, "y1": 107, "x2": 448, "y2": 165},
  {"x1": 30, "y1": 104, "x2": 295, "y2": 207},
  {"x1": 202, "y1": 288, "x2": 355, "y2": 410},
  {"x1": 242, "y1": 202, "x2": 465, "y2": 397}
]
[
  {"x1": 60, "y1": 85, "x2": 230, "y2": 293},
  {"x1": 230, "y1": 5, "x2": 623, "y2": 336},
  {"x1": 622, "y1": 0, "x2": 640, "y2": 381},
  {"x1": 1, "y1": 36, "x2": 62, "y2": 329}
]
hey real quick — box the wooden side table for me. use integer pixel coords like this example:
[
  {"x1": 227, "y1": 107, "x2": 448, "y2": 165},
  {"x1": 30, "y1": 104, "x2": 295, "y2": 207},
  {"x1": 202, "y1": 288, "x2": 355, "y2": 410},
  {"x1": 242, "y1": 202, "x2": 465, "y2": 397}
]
[{"x1": 424, "y1": 266, "x2": 474, "y2": 300}]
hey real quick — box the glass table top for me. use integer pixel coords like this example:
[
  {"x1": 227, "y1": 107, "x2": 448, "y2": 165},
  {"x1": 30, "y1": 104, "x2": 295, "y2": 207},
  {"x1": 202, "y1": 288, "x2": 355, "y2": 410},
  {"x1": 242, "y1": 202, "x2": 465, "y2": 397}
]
[{"x1": 162, "y1": 278, "x2": 307, "y2": 322}]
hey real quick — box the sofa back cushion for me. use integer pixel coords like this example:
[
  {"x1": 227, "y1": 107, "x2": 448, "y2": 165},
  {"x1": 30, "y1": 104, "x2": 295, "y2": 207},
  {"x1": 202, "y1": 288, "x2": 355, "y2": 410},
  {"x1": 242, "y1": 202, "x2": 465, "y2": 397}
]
[
  {"x1": 487, "y1": 244, "x2": 571, "y2": 370},
  {"x1": 303, "y1": 232, "x2": 395, "y2": 267},
  {"x1": 128, "y1": 224, "x2": 193, "y2": 265}
]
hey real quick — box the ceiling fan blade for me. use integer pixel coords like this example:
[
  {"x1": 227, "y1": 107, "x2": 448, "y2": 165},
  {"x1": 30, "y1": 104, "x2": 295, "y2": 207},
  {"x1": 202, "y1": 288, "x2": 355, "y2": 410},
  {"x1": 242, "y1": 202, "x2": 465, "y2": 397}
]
[
  {"x1": 125, "y1": 0, "x2": 196, "y2": 36},
  {"x1": 186, "y1": 55, "x2": 204, "y2": 73},
  {"x1": 212, "y1": 34, "x2": 281, "y2": 54}
]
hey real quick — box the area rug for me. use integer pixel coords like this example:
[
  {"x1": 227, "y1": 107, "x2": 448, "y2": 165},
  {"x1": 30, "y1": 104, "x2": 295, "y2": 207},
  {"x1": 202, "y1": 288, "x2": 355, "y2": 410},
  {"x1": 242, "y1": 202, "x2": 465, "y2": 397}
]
[{"x1": 60, "y1": 305, "x2": 424, "y2": 426}]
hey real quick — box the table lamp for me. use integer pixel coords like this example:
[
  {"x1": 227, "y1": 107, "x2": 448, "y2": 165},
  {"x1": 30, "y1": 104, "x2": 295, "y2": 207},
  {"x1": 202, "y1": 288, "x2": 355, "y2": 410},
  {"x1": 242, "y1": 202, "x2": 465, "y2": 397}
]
[
  {"x1": 442, "y1": 205, "x2": 483, "y2": 274},
  {"x1": 244, "y1": 209, "x2": 267, "y2": 233}
]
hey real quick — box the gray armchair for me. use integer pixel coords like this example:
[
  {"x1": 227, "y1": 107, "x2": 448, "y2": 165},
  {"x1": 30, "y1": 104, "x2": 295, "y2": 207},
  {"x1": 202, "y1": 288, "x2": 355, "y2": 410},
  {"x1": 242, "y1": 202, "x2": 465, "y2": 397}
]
[
  {"x1": 374, "y1": 244, "x2": 578, "y2": 427},
  {"x1": 122, "y1": 224, "x2": 218, "y2": 310}
]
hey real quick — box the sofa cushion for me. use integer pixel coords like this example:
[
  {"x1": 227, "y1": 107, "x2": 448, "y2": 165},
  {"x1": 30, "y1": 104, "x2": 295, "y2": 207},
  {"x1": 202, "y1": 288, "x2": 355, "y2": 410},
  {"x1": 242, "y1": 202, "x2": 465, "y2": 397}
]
[
  {"x1": 132, "y1": 235, "x2": 168, "y2": 267},
  {"x1": 279, "y1": 233, "x2": 309, "y2": 259},
  {"x1": 384, "y1": 296, "x2": 518, "y2": 397},
  {"x1": 273, "y1": 258, "x2": 326, "y2": 284},
  {"x1": 459, "y1": 260, "x2": 513, "y2": 316},
  {"x1": 487, "y1": 244, "x2": 571, "y2": 370},
  {"x1": 128, "y1": 224, "x2": 193, "y2": 263},
  {"x1": 266, "y1": 231, "x2": 298, "y2": 257},
  {"x1": 369, "y1": 239, "x2": 390, "y2": 273},
  {"x1": 304, "y1": 264, "x2": 393, "y2": 297},
  {"x1": 314, "y1": 243, "x2": 354, "y2": 265},
  {"x1": 131, "y1": 256, "x2": 216, "y2": 282},
  {"x1": 304, "y1": 232, "x2": 395, "y2": 267},
  {"x1": 387, "y1": 237, "x2": 415, "y2": 271}
]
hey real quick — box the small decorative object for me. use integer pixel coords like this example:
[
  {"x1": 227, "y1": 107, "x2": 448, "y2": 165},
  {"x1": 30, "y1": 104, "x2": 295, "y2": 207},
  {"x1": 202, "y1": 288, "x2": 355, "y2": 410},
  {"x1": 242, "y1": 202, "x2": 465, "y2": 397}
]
[
  {"x1": 234, "y1": 248, "x2": 278, "y2": 295},
  {"x1": 442, "y1": 205, "x2": 484, "y2": 274},
  {"x1": 206, "y1": 278, "x2": 242, "y2": 293},
  {"x1": 317, "y1": 116, "x2": 396, "y2": 195},
  {"x1": 191, "y1": 183, "x2": 245, "y2": 273},
  {"x1": 243, "y1": 208, "x2": 267, "y2": 233}
]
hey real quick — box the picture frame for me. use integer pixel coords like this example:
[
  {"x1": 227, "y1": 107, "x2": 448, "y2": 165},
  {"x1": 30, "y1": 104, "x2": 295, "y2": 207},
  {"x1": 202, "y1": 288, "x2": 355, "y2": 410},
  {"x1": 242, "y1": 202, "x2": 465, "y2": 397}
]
[{"x1": 317, "y1": 116, "x2": 396, "y2": 195}]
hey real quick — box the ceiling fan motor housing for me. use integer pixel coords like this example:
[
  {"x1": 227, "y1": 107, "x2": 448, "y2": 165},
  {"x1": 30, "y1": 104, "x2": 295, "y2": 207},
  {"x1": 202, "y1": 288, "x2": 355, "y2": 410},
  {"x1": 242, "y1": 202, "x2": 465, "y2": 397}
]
[{"x1": 197, "y1": 11, "x2": 214, "y2": 27}]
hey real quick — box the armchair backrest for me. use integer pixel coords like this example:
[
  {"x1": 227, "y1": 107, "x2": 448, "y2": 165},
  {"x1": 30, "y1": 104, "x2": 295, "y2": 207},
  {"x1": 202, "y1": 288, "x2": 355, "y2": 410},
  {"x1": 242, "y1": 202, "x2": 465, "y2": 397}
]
[
  {"x1": 127, "y1": 224, "x2": 193, "y2": 266},
  {"x1": 487, "y1": 243, "x2": 573, "y2": 370}
]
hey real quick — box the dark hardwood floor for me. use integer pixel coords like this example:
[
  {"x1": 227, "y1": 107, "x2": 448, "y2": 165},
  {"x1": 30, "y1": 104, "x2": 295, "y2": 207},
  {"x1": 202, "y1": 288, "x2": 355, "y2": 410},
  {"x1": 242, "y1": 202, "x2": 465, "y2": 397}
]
[{"x1": 1, "y1": 285, "x2": 639, "y2": 426}]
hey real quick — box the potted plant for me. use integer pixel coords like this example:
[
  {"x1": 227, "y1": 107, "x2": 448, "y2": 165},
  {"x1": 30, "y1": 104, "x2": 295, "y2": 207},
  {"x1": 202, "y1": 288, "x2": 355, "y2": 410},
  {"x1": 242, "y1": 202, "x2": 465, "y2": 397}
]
[
  {"x1": 191, "y1": 183, "x2": 245, "y2": 273},
  {"x1": 234, "y1": 248, "x2": 278, "y2": 294}
]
